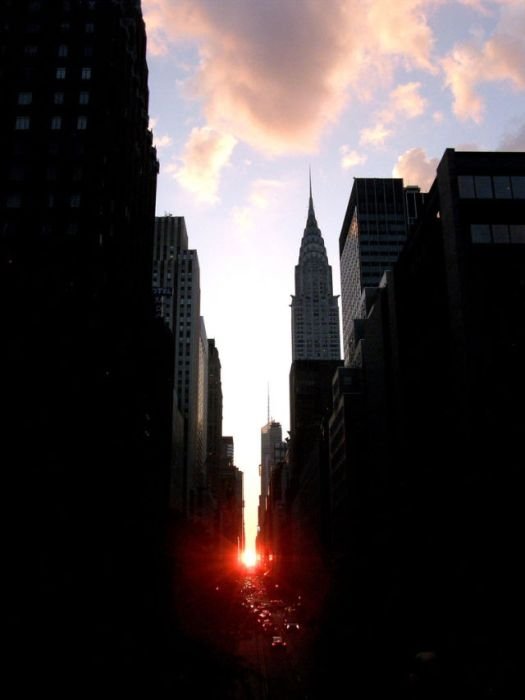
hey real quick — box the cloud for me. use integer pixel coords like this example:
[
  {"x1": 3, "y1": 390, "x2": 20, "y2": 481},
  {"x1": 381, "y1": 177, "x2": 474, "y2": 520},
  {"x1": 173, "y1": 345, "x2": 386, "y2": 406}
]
[
  {"x1": 142, "y1": 0, "x2": 439, "y2": 155},
  {"x1": 499, "y1": 120, "x2": 525, "y2": 150},
  {"x1": 165, "y1": 126, "x2": 237, "y2": 203},
  {"x1": 154, "y1": 134, "x2": 173, "y2": 149},
  {"x1": 442, "y1": 1, "x2": 525, "y2": 122},
  {"x1": 340, "y1": 146, "x2": 368, "y2": 170},
  {"x1": 360, "y1": 123, "x2": 392, "y2": 147},
  {"x1": 393, "y1": 147, "x2": 439, "y2": 190},
  {"x1": 383, "y1": 82, "x2": 428, "y2": 121},
  {"x1": 232, "y1": 179, "x2": 284, "y2": 233}
]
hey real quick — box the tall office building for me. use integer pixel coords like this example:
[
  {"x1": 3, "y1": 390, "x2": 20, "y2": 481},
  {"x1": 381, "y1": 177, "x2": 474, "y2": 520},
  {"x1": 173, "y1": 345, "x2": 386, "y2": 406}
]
[
  {"x1": 152, "y1": 215, "x2": 189, "y2": 510},
  {"x1": 1, "y1": 0, "x2": 170, "y2": 684},
  {"x1": 291, "y1": 178, "x2": 341, "y2": 360},
  {"x1": 172, "y1": 248, "x2": 208, "y2": 512},
  {"x1": 206, "y1": 339, "x2": 223, "y2": 463},
  {"x1": 152, "y1": 215, "x2": 189, "y2": 329},
  {"x1": 259, "y1": 419, "x2": 283, "y2": 528},
  {"x1": 339, "y1": 178, "x2": 423, "y2": 364}
]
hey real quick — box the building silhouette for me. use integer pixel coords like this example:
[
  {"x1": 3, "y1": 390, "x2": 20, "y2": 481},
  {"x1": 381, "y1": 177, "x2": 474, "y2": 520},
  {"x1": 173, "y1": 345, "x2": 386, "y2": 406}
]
[
  {"x1": 339, "y1": 178, "x2": 423, "y2": 364},
  {"x1": 1, "y1": 0, "x2": 171, "y2": 690},
  {"x1": 321, "y1": 149, "x2": 525, "y2": 697},
  {"x1": 152, "y1": 215, "x2": 188, "y2": 510},
  {"x1": 291, "y1": 176, "x2": 341, "y2": 361},
  {"x1": 259, "y1": 419, "x2": 283, "y2": 532}
]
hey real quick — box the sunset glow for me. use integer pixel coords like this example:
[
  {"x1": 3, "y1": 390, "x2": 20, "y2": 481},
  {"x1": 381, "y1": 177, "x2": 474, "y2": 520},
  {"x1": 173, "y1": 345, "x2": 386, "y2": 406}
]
[{"x1": 241, "y1": 549, "x2": 257, "y2": 568}]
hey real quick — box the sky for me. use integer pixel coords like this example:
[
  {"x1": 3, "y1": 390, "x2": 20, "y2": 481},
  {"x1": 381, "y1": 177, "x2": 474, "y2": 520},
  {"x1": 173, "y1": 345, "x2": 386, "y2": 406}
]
[{"x1": 141, "y1": 0, "x2": 525, "y2": 551}]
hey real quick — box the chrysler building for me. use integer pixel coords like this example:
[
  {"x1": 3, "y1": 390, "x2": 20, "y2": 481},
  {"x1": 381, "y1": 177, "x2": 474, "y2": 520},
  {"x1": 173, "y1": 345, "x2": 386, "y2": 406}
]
[{"x1": 291, "y1": 177, "x2": 341, "y2": 360}]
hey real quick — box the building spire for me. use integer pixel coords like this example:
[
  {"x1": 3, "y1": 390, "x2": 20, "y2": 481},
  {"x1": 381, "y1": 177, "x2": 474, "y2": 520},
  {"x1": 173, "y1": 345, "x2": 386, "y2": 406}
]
[{"x1": 307, "y1": 167, "x2": 318, "y2": 228}]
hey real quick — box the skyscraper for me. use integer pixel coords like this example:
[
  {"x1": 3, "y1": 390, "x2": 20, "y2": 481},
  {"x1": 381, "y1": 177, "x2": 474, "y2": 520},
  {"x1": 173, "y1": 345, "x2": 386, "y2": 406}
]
[
  {"x1": 259, "y1": 419, "x2": 283, "y2": 528},
  {"x1": 206, "y1": 339, "x2": 223, "y2": 464},
  {"x1": 339, "y1": 178, "x2": 423, "y2": 364},
  {"x1": 1, "y1": 0, "x2": 169, "y2": 686},
  {"x1": 291, "y1": 177, "x2": 341, "y2": 361}
]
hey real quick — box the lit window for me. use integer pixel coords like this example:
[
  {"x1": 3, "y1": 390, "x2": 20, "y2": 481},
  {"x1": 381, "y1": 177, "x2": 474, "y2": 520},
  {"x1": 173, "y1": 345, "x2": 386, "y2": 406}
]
[
  {"x1": 54, "y1": 91, "x2": 64, "y2": 104},
  {"x1": 15, "y1": 116, "x2": 30, "y2": 130},
  {"x1": 77, "y1": 116, "x2": 87, "y2": 130},
  {"x1": 56, "y1": 67, "x2": 66, "y2": 79},
  {"x1": 81, "y1": 67, "x2": 91, "y2": 80},
  {"x1": 70, "y1": 194, "x2": 80, "y2": 208},
  {"x1": 51, "y1": 116, "x2": 62, "y2": 130},
  {"x1": 18, "y1": 92, "x2": 32, "y2": 105},
  {"x1": 79, "y1": 91, "x2": 89, "y2": 105},
  {"x1": 58, "y1": 44, "x2": 68, "y2": 57}
]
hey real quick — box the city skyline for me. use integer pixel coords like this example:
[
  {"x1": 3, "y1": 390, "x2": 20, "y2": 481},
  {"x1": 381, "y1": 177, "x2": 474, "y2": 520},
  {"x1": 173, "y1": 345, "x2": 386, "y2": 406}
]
[{"x1": 143, "y1": 0, "x2": 525, "y2": 549}]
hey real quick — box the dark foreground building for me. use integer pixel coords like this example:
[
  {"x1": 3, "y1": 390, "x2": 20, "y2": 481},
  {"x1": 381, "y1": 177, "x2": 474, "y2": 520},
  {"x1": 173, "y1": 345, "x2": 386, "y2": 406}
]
[
  {"x1": 319, "y1": 149, "x2": 525, "y2": 697},
  {"x1": 1, "y1": 1, "x2": 172, "y2": 690}
]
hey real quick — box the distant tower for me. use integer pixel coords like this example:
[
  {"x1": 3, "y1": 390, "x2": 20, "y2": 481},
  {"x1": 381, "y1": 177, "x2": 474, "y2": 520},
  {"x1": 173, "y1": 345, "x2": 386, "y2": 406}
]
[
  {"x1": 291, "y1": 175, "x2": 341, "y2": 360},
  {"x1": 259, "y1": 420, "x2": 283, "y2": 527}
]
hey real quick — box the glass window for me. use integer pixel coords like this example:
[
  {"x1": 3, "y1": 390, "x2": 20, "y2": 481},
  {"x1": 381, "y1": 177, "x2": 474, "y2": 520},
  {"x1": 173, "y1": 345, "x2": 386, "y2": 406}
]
[
  {"x1": 85, "y1": 23, "x2": 95, "y2": 33},
  {"x1": 492, "y1": 224, "x2": 509, "y2": 243},
  {"x1": 54, "y1": 91, "x2": 64, "y2": 104},
  {"x1": 7, "y1": 194, "x2": 22, "y2": 208},
  {"x1": 457, "y1": 175, "x2": 475, "y2": 198},
  {"x1": 17, "y1": 92, "x2": 32, "y2": 105},
  {"x1": 81, "y1": 67, "x2": 91, "y2": 80},
  {"x1": 70, "y1": 194, "x2": 80, "y2": 208},
  {"x1": 79, "y1": 91, "x2": 89, "y2": 105},
  {"x1": 77, "y1": 116, "x2": 87, "y2": 130},
  {"x1": 58, "y1": 44, "x2": 68, "y2": 57},
  {"x1": 84, "y1": 46, "x2": 93, "y2": 57},
  {"x1": 474, "y1": 176, "x2": 493, "y2": 198},
  {"x1": 470, "y1": 224, "x2": 491, "y2": 244},
  {"x1": 493, "y1": 176, "x2": 512, "y2": 199},
  {"x1": 56, "y1": 67, "x2": 66, "y2": 79},
  {"x1": 51, "y1": 116, "x2": 62, "y2": 130},
  {"x1": 511, "y1": 176, "x2": 525, "y2": 199},
  {"x1": 509, "y1": 225, "x2": 525, "y2": 244},
  {"x1": 24, "y1": 45, "x2": 38, "y2": 56},
  {"x1": 15, "y1": 116, "x2": 30, "y2": 130}
]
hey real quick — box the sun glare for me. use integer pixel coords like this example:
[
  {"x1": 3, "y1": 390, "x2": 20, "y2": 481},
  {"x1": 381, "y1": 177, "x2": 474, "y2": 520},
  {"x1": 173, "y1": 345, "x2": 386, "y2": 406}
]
[{"x1": 241, "y1": 549, "x2": 257, "y2": 568}]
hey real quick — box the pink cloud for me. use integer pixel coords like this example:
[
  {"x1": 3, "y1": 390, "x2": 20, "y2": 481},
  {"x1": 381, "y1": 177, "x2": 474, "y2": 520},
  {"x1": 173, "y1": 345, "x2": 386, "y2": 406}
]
[
  {"x1": 393, "y1": 147, "x2": 439, "y2": 190},
  {"x1": 142, "y1": 0, "x2": 439, "y2": 154},
  {"x1": 165, "y1": 126, "x2": 237, "y2": 203},
  {"x1": 340, "y1": 146, "x2": 368, "y2": 170},
  {"x1": 360, "y1": 123, "x2": 392, "y2": 147},
  {"x1": 442, "y1": 1, "x2": 525, "y2": 122}
]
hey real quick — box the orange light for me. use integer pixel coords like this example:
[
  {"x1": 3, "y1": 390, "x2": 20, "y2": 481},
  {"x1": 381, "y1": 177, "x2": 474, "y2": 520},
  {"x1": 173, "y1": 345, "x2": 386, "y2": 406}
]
[{"x1": 241, "y1": 549, "x2": 257, "y2": 568}]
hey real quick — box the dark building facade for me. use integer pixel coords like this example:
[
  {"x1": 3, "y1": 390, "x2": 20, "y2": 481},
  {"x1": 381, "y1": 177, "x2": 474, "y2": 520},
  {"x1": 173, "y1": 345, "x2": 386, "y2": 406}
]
[
  {"x1": 1, "y1": 1, "x2": 171, "y2": 687},
  {"x1": 287, "y1": 359, "x2": 342, "y2": 583},
  {"x1": 206, "y1": 338, "x2": 223, "y2": 464},
  {"x1": 339, "y1": 178, "x2": 423, "y2": 364},
  {"x1": 321, "y1": 150, "x2": 525, "y2": 697}
]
